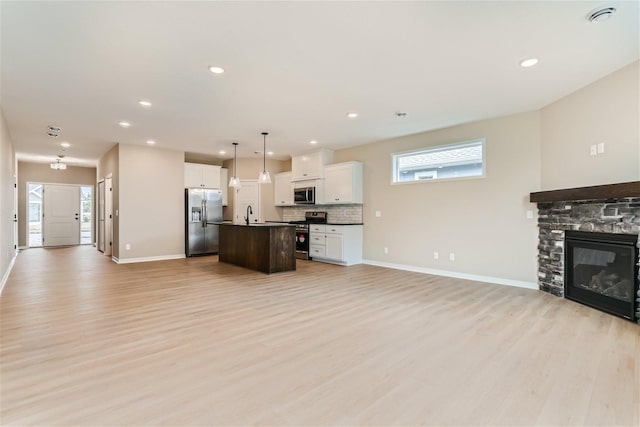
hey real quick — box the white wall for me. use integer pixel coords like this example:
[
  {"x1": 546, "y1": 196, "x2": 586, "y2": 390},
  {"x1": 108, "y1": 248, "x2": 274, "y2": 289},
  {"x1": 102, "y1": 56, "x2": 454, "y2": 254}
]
[
  {"x1": 117, "y1": 144, "x2": 185, "y2": 261},
  {"x1": 540, "y1": 60, "x2": 639, "y2": 190},
  {"x1": 335, "y1": 111, "x2": 541, "y2": 285},
  {"x1": 0, "y1": 107, "x2": 17, "y2": 292}
]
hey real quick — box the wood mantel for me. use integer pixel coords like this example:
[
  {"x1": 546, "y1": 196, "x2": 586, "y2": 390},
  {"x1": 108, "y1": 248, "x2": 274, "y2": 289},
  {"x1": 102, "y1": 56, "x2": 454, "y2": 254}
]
[{"x1": 530, "y1": 181, "x2": 640, "y2": 203}]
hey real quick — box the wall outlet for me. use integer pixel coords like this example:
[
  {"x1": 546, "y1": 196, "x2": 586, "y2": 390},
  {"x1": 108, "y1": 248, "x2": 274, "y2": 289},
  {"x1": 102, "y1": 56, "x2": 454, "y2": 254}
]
[
  {"x1": 125, "y1": 243, "x2": 130, "y2": 250},
  {"x1": 597, "y1": 142, "x2": 605, "y2": 154},
  {"x1": 433, "y1": 252, "x2": 439, "y2": 260},
  {"x1": 590, "y1": 145, "x2": 597, "y2": 156},
  {"x1": 526, "y1": 210, "x2": 533, "y2": 219},
  {"x1": 449, "y1": 253, "x2": 455, "y2": 261},
  {"x1": 384, "y1": 247, "x2": 389, "y2": 254},
  {"x1": 375, "y1": 210, "x2": 382, "y2": 217}
]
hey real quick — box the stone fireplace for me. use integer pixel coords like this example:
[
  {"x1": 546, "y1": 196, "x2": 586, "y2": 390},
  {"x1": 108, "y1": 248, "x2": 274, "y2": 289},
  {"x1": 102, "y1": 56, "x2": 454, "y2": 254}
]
[{"x1": 530, "y1": 181, "x2": 640, "y2": 323}]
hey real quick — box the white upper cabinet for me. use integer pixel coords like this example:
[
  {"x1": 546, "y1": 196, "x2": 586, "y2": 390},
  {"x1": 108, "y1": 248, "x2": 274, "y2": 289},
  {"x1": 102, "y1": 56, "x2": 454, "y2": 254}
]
[
  {"x1": 274, "y1": 172, "x2": 294, "y2": 206},
  {"x1": 291, "y1": 149, "x2": 333, "y2": 181},
  {"x1": 323, "y1": 161, "x2": 363, "y2": 204},
  {"x1": 220, "y1": 168, "x2": 228, "y2": 206},
  {"x1": 184, "y1": 163, "x2": 221, "y2": 188}
]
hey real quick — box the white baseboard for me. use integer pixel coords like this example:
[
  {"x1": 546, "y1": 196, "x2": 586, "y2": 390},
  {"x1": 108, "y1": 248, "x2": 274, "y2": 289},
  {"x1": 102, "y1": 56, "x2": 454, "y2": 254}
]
[
  {"x1": 362, "y1": 259, "x2": 538, "y2": 290},
  {"x1": 0, "y1": 252, "x2": 18, "y2": 296},
  {"x1": 112, "y1": 254, "x2": 186, "y2": 264}
]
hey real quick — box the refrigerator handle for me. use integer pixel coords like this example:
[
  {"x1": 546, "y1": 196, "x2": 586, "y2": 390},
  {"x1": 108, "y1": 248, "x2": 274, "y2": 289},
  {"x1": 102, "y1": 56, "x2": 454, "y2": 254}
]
[{"x1": 202, "y1": 199, "x2": 207, "y2": 227}]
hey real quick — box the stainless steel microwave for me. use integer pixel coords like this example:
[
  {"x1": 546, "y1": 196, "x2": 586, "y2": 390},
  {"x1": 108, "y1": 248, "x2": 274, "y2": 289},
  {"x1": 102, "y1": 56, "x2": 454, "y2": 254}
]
[{"x1": 294, "y1": 187, "x2": 315, "y2": 204}]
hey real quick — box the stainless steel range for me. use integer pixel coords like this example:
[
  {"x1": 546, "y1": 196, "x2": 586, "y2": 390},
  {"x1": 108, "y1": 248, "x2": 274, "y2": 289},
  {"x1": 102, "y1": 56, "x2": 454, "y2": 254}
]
[{"x1": 290, "y1": 211, "x2": 327, "y2": 260}]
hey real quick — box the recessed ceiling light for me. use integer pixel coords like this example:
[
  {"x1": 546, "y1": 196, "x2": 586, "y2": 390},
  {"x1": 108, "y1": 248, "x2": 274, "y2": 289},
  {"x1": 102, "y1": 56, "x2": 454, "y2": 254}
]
[
  {"x1": 60, "y1": 142, "x2": 71, "y2": 148},
  {"x1": 219, "y1": 150, "x2": 226, "y2": 155},
  {"x1": 146, "y1": 140, "x2": 156, "y2": 145},
  {"x1": 309, "y1": 140, "x2": 318, "y2": 145},
  {"x1": 119, "y1": 121, "x2": 131, "y2": 128},
  {"x1": 208, "y1": 66, "x2": 225, "y2": 74},
  {"x1": 267, "y1": 151, "x2": 274, "y2": 156},
  {"x1": 520, "y1": 58, "x2": 539, "y2": 68},
  {"x1": 346, "y1": 112, "x2": 358, "y2": 119},
  {"x1": 588, "y1": 7, "x2": 616, "y2": 23},
  {"x1": 138, "y1": 100, "x2": 152, "y2": 107}
]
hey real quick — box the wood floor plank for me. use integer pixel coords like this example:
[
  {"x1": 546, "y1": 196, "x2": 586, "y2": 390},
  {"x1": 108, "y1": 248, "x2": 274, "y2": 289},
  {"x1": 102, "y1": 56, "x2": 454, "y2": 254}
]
[{"x1": 1, "y1": 246, "x2": 638, "y2": 426}]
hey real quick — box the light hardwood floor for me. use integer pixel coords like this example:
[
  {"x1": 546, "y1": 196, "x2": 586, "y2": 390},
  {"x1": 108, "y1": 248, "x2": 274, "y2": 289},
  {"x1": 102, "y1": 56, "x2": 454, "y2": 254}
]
[{"x1": 1, "y1": 246, "x2": 638, "y2": 426}]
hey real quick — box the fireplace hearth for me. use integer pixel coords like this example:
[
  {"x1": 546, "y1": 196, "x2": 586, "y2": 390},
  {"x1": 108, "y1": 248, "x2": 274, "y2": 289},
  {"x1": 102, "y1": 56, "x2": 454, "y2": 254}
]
[
  {"x1": 565, "y1": 231, "x2": 638, "y2": 321},
  {"x1": 530, "y1": 181, "x2": 640, "y2": 324}
]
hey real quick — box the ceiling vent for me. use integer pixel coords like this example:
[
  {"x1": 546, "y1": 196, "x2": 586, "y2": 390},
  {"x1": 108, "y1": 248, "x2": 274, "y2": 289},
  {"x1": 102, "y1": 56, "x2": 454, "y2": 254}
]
[
  {"x1": 48, "y1": 125, "x2": 61, "y2": 132},
  {"x1": 47, "y1": 132, "x2": 59, "y2": 138},
  {"x1": 587, "y1": 7, "x2": 616, "y2": 23}
]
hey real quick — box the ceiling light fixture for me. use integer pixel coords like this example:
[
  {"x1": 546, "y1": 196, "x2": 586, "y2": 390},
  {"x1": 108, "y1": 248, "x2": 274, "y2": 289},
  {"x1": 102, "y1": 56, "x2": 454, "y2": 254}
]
[
  {"x1": 520, "y1": 58, "x2": 539, "y2": 68},
  {"x1": 60, "y1": 142, "x2": 71, "y2": 148},
  {"x1": 588, "y1": 7, "x2": 616, "y2": 23},
  {"x1": 346, "y1": 112, "x2": 358, "y2": 119},
  {"x1": 309, "y1": 140, "x2": 318, "y2": 145},
  {"x1": 229, "y1": 142, "x2": 241, "y2": 188},
  {"x1": 146, "y1": 140, "x2": 156, "y2": 145},
  {"x1": 138, "y1": 100, "x2": 152, "y2": 107},
  {"x1": 219, "y1": 150, "x2": 226, "y2": 155},
  {"x1": 267, "y1": 151, "x2": 274, "y2": 156},
  {"x1": 208, "y1": 66, "x2": 225, "y2": 74},
  {"x1": 50, "y1": 157, "x2": 67, "y2": 170},
  {"x1": 119, "y1": 121, "x2": 131, "y2": 128},
  {"x1": 257, "y1": 132, "x2": 271, "y2": 184}
]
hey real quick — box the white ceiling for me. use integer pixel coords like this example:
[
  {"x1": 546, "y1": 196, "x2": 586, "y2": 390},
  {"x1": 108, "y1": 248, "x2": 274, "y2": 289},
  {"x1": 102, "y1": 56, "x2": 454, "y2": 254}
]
[{"x1": 1, "y1": 1, "x2": 638, "y2": 167}]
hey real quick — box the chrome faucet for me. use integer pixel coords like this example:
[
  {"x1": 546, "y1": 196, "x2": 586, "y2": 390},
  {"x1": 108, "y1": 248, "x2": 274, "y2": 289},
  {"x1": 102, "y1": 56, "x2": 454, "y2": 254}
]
[{"x1": 244, "y1": 205, "x2": 253, "y2": 225}]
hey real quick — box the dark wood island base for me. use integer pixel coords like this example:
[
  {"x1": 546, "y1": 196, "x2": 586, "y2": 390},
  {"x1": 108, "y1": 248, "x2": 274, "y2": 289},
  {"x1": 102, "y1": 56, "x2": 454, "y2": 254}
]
[{"x1": 219, "y1": 223, "x2": 296, "y2": 273}]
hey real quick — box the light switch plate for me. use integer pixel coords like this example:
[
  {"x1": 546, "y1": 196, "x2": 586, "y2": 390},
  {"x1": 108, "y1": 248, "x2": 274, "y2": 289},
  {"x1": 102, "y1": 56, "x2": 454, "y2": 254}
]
[
  {"x1": 597, "y1": 142, "x2": 605, "y2": 154},
  {"x1": 590, "y1": 145, "x2": 597, "y2": 156}
]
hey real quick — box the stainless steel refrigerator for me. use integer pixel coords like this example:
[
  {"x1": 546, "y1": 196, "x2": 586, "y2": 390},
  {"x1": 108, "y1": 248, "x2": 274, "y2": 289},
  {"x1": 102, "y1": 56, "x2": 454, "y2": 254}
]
[{"x1": 185, "y1": 188, "x2": 223, "y2": 256}]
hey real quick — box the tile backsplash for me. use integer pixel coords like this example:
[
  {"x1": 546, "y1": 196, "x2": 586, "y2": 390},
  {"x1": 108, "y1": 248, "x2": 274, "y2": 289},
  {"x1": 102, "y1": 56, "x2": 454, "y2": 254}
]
[{"x1": 282, "y1": 205, "x2": 363, "y2": 224}]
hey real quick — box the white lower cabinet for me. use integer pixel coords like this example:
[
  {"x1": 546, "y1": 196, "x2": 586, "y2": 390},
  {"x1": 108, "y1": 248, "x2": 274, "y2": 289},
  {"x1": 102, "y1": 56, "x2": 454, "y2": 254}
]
[{"x1": 309, "y1": 224, "x2": 362, "y2": 266}]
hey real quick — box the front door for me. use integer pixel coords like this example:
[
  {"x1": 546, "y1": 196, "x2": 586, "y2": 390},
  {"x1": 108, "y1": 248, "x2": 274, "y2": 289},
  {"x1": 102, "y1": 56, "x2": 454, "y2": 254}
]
[{"x1": 43, "y1": 184, "x2": 80, "y2": 247}]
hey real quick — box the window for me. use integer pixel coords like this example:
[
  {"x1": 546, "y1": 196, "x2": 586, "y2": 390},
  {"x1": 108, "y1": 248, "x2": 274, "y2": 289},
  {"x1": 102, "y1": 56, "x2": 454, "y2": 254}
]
[{"x1": 392, "y1": 139, "x2": 485, "y2": 184}]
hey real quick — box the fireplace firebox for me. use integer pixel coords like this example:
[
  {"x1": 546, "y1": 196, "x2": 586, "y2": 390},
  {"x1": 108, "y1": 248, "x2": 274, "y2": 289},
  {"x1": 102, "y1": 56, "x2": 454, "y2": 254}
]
[{"x1": 565, "y1": 231, "x2": 639, "y2": 321}]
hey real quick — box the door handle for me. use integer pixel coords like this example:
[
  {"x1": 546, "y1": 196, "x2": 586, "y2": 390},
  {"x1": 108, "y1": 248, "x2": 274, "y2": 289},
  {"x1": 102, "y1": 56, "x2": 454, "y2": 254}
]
[{"x1": 202, "y1": 200, "x2": 207, "y2": 227}]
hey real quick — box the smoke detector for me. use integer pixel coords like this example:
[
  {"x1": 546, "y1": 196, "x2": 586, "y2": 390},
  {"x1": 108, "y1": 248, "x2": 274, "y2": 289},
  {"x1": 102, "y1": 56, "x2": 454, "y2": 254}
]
[
  {"x1": 587, "y1": 7, "x2": 616, "y2": 23},
  {"x1": 395, "y1": 112, "x2": 408, "y2": 118}
]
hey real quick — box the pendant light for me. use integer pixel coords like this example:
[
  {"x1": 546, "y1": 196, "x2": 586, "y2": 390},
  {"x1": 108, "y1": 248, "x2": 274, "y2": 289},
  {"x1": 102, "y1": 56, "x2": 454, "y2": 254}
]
[
  {"x1": 229, "y1": 142, "x2": 241, "y2": 188},
  {"x1": 50, "y1": 158, "x2": 67, "y2": 170},
  {"x1": 257, "y1": 132, "x2": 271, "y2": 184}
]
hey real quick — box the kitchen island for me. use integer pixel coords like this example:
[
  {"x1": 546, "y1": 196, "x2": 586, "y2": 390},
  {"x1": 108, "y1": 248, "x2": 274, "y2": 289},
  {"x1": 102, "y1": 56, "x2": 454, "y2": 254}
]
[{"x1": 218, "y1": 223, "x2": 296, "y2": 273}]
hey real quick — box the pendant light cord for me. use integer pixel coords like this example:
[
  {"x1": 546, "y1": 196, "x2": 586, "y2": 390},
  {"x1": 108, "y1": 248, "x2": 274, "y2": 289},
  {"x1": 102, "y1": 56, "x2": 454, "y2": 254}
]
[{"x1": 262, "y1": 132, "x2": 268, "y2": 173}]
